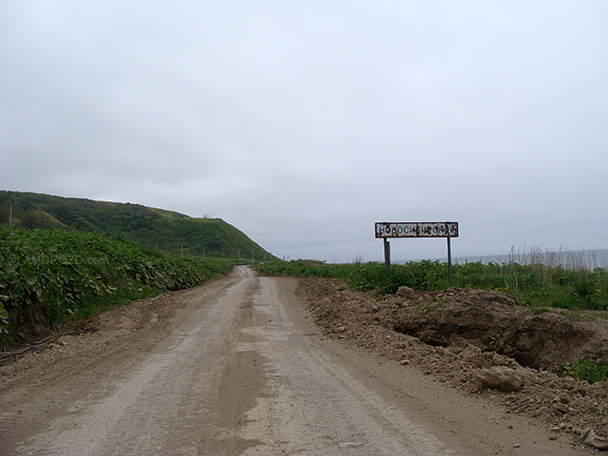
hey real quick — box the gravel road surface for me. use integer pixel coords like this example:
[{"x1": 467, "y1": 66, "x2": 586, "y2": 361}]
[{"x1": 0, "y1": 266, "x2": 589, "y2": 455}]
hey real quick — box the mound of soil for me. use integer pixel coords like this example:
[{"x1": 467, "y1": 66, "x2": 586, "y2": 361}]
[
  {"x1": 391, "y1": 287, "x2": 608, "y2": 371},
  {"x1": 297, "y1": 278, "x2": 608, "y2": 441}
]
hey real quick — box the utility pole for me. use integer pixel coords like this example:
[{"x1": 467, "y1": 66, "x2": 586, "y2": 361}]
[{"x1": 9, "y1": 204, "x2": 13, "y2": 227}]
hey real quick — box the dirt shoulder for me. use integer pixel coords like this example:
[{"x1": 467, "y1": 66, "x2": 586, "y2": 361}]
[
  {"x1": 0, "y1": 274, "x2": 235, "y2": 399},
  {"x1": 296, "y1": 277, "x2": 608, "y2": 450}
]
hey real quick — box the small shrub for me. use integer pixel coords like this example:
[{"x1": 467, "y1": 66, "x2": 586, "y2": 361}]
[{"x1": 558, "y1": 358, "x2": 608, "y2": 384}]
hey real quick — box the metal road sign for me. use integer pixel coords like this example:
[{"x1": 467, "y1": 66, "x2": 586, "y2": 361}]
[{"x1": 375, "y1": 222, "x2": 459, "y2": 239}]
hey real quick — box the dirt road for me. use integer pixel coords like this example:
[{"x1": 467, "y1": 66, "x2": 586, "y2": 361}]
[{"x1": 0, "y1": 267, "x2": 590, "y2": 455}]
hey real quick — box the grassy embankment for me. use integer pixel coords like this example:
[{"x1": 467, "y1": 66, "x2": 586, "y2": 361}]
[{"x1": 0, "y1": 226, "x2": 237, "y2": 344}]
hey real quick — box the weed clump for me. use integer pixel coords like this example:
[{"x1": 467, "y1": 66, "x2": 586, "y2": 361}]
[{"x1": 559, "y1": 358, "x2": 608, "y2": 384}]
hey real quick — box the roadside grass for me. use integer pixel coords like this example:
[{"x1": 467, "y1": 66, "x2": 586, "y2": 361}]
[
  {"x1": 0, "y1": 227, "x2": 236, "y2": 343},
  {"x1": 254, "y1": 257, "x2": 608, "y2": 311}
]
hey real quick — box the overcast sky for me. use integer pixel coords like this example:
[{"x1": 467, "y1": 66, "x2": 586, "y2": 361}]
[{"x1": 1, "y1": 1, "x2": 607, "y2": 262}]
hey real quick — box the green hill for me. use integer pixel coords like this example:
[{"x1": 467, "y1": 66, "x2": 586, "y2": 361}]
[{"x1": 0, "y1": 191, "x2": 273, "y2": 260}]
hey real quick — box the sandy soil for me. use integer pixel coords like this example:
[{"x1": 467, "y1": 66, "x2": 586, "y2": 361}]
[{"x1": 0, "y1": 267, "x2": 598, "y2": 455}]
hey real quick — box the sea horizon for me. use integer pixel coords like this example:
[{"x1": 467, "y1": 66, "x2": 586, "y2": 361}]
[{"x1": 398, "y1": 247, "x2": 608, "y2": 270}]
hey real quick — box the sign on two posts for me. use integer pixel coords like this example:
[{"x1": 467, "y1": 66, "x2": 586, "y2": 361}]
[{"x1": 375, "y1": 222, "x2": 459, "y2": 278}]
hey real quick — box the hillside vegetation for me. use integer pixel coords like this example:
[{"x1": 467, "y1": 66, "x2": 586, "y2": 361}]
[
  {"x1": 0, "y1": 226, "x2": 235, "y2": 343},
  {"x1": 0, "y1": 191, "x2": 273, "y2": 260}
]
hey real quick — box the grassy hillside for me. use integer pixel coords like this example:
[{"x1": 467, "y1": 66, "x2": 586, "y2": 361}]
[{"x1": 0, "y1": 191, "x2": 273, "y2": 260}]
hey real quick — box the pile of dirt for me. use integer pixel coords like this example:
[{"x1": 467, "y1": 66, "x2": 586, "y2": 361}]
[
  {"x1": 391, "y1": 286, "x2": 608, "y2": 371},
  {"x1": 297, "y1": 278, "x2": 608, "y2": 441}
]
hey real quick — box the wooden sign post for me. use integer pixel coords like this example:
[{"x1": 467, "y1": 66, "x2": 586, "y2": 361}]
[{"x1": 375, "y1": 221, "x2": 459, "y2": 279}]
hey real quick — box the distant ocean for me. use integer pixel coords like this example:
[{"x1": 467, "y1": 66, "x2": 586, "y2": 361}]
[
  {"x1": 451, "y1": 248, "x2": 608, "y2": 270},
  {"x1": 398, "y1": 248, "x2": 608, "y2": 271}
]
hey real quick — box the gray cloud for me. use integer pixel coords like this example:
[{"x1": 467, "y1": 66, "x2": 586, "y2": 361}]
[{"x1": 2, "y1": 1, "x2": 607, "y2": 262}]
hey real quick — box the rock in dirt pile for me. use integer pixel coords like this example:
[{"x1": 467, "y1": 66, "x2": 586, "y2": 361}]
[{"x1": 296, "y1": 277, "x2": 608, "y2": 442}]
